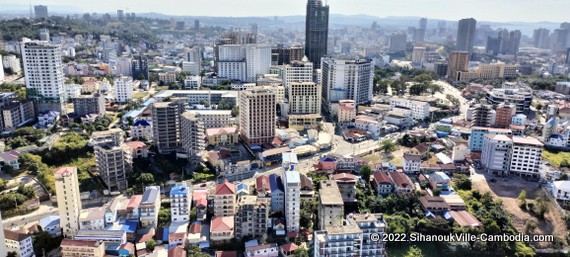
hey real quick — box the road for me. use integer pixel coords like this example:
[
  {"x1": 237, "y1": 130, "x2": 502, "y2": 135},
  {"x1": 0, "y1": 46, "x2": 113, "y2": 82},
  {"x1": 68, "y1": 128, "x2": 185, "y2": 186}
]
[{"x1": 2, "y1": 203, "x2": 58, "y2": 229}]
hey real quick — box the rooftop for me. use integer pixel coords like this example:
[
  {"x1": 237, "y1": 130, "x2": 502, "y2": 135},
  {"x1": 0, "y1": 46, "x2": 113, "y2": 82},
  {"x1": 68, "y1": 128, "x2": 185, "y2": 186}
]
[
  {"x1": 319, "y1": 180, "x2": 344, "y2": 205},
  {"x1": 61, "y1": 239, "x2": 101, "y2": 247},
  {"x1": 4, "y1": 229, "x2": 30, "y2": 241},
  {"x1": 284, "y1": 170, "x2": 301, "y2": 184},
  {"x1": 170, "y1": 185, "x2": 189, "y2": 196},
  {"x1": 141, "y1": 186, "x2": 160, "y2": 205},
  {"x1": 210, "y1": 216, "x2": 234, "y2": 232},
  {"x1": 54, "y1": 166, "x2": 77, "y2": 176},
  {"x1": 512, "y1": 136, "x2": 544, "y2": 147},
  {"x1": 215, "y1": 181, "x2": 236, "y2": 195}
]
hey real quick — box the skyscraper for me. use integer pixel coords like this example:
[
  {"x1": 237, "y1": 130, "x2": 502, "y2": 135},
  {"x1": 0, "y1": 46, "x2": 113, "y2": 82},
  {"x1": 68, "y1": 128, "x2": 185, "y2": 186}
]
[
  {"x1": 34, "y1": 5, "x2": 48, "y2": 19},
  {"x1": 321, "y1": 58, "x2": 374, "y2": 109},
  {"x1": 54, "y1": 167, "x2": 82, "y2": 237},
  {"x1": 447, "y1": 51, "x2": 470, "y2": 81},
  {"x1": 131, "y1": 56, "x2": 148, "y2": 80},
  {"x1": 305, "y1": 0, "x2": 329, "y2": 69},
  {"x1": 456, "y1": 18, "x2": 477, "y2": 56},
  {"x1": 533, "y1": 28, "x2": 551, "y2": 49},
  {"x1": 21, "y1": 40, "x2": 65, "y2": 113},
  {"x1": 152, "y1": 101, "x2": 185, "y2": 154},
  {"x1": 239, "y1": 87, "x2": 276, "y2": 146},
  {"x1": 388, "y1": 33, "x2": 407, "y2": 53},
  {"x1": 117, "y1": 10, "x2": 124, "y2": 21},
  {"x1": 194, "y1": 19, "x2": 200, "y2": 30}
]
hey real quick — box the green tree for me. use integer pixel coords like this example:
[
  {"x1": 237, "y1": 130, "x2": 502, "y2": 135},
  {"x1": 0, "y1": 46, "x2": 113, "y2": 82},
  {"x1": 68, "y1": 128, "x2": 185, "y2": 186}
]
[
  {"x1": 412, "y1": 74, "x2": 432, "y2": 84},
  {"x1": 294, "y1": 247, "x2": 310, "y2": 257},
  {"x1": 359, "y1": 165, "x2": 372, "y2": 184},
  {"x1": 158, "y1": 207, "x2": 171, "y2": 227},
  {"x1": 517, "y1": 190, "x2": 527, "y2": 207},
  {"x1": 136, "y1": 173, "x2": 155, "y2": 186},
  {"x1": 186, "y1": 245, "x2": 209, "y2": 257},
  {"x1": 7, "y1": 252, "x2": 17, "y2": 257},
  {"x1": 379, "y1": 139, "x2": 397, "y2": 155},
  {"x1": 146, "y1": 239, "x2": 156, "y2": 251},
  {"x1": 0, "y1": 178, "x2": 5, "y2": 190},
  {"x1": 453, "y1": 174, "x2": 472, "y2": 190},
  {"x1": 403, "y1": 245, "x2": 424, "y2": 257}
]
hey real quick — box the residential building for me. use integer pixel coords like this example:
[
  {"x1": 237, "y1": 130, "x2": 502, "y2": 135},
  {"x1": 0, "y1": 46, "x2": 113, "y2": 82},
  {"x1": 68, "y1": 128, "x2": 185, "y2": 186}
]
[
  {"x1": 533, "y1": 28, "x2": 550, "y2": 49},
  {"x1": 372, "y1": 171, "x2": 393, "y2": 197},
  {"x1": 158, "y1": 71, "x2": 177, "y2": 84},
  {"x1": 79, "y1": 207, "x2": 106, "y2": 230},
  {"x1": 37, "y1": 110, "x2": 59, "y2": 128},
  {"x1": 469, "y1": 127, "x2": 512, "y2": 152},
  {"x1": 1, "y1": 100, "x2": 35, "y2": 132},
  {"x1": 73, "y1": 230, "x2": 126, "y2": 244},
  {"x1": 235, "y1": 195, "x2": 269, "y2": 239},
  {"x1": 205, "y1": 127, "x2": 239, "y2": 146},
  {"x1": 403, "y1": 153, "x2": 422, "y2": 173},
  {"x1": 3, "y1": 55, "x2": 21, "y2": 73},
  {"x1": 313, "y1": 222, "x2": 363, "y2": 257},
  {"x1": 318, "y1": 180, "x2": 344, "y2": 230},
  {"x1": 389, "y1": 98, "x2": 430, "y2": 121},
  {"x1": 187, "y1": 110, "x2": 232, "y2": 129},
  {"x1": 114, "y1": 76, "x2": 133, "y2": 103},
  {"x1": 60, "y1": 239, "x2": 105, "y2": 257},
  {"x1": 388, "y1": 172, "x2": 414, "y2": 195},
  {"x1": 170, "y1": 184, "x2": 191, "y2": 223},
  {"x1": 412, "y1": 47, "x2": 426, "y2": 66},
  {"x1": 478, "y1": 63, "x2": 518, "y2": 79},
  {"x1": 214, "y1": 181, "x2": 237, "y2": 217},
  {"x1": 338, "y1": 99, "x2": 356, "y2": 123},
  {"x1": 4, "y1": 230, "x2": 34, "y2": 257},
  {"x1": 305, "y1": 0, "x2": 329, "y2": 69},
  {"x1": 73, "y1": 93, "x2": 106, "y2": 116},
  {"x1": 239, "y1": 87, "x2": 276, "y2": 146},
  {"x1": 510, "y1": 136, "x2": 543, "y2": 178},
  {"x1": 331, "y1": 173, "x2": 357, "y2": 203},
  {"x1": 92, "y1": 129, "x2": 132, "y2": 192},
  {"x1": 183, "y1": 76, "x2": 201, "y2": 90},
  {"x1": 486, "y1": 85, "x2": 533, "y2": 114},
  {"x1": 481, "y1": 134, "x2": 512, "y2": 176},
  {"x1": 21, "y1": 40, "x2": 65, "y2": 112},
  {"x1": 321, "y1": 58, "x2": 374, "y2": 108},
  {"x1": 447, "y1": 51, "x2": 469, "y2": 80},
  {"x1": 282, "y1": 58, "x2": 313, "y2": 91},
  {"x1": 131, "y1": 120, "x2": 152, "y2": 140},
  {"x1": 125, "y1": 141, "x2": 148, "y2": 159},
  {"x1": 552, "y1": 181, "x2": 570, "y2": 200},
  {"x1": 429, "y1": 172, "x2": 451, "y2": 191},
  {"x1": 269, "y1": 174, "x2": 285, "y2": 213},
  {"x1": 283, "y1": 169, "x2": 301, "y2": 233},
  {"x1": 152, "y1": 101, "x2": 185, "y2": 154},
  {"x1": 39, "y1": 215, "x2": 60, "y2": 237},
  {"x1": 131, "y1": 56, "x2": 148, "y2": 80},
  {"x1": 154, "y1": 90, "x2": 238, "y2": 105},
  {"x1": 456, "y1": 18, "x2": 477, "y2": 55},
  {"x1": 54, "y1": 167, "x2": 82, "y2": 237},
  {"x1": 180, "y1": 111, "x2": 205, "y2": 161},
  {"x1": 288, "y1": 82, "x2": 322, "y2": 130},
  {"x1": 469, "y1": 104, "x2": 495, "y2": 127},
  {"x1": 210, "y1": 216, "x2": 234, "y2": 242},
  {"x1": 388, "y1": 33, "x2": 407, "y2": 53},
  {"x1": 217, "y1": 44, "x2": 272, "y2": 82},
  {"x1": 244, "y1": 243, "x2": 279, "y2": 257},
  {"x1": 494, "y1": 103, "x2": 516, "y2": 128},
  {"x1": 114, "y1": 57, "x2": 132, "y2": 76},
  {"x1": 346, "y1": 213, "x2": 386, "y2": 257},
  {"x1": 140, "y1": 186, "x2": 161, "y2": 227}
]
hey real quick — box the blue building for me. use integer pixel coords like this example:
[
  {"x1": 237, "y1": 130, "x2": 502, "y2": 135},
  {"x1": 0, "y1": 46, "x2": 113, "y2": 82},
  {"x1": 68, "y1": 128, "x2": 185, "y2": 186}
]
[{"x1": 469, "y1": 126, "x2": 512, "y2": 152}]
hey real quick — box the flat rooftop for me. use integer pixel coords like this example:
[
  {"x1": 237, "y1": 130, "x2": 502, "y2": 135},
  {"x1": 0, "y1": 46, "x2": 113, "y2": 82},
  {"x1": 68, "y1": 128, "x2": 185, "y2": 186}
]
[{"x1": 319, "y1": 180, "x2": 344, "y2": 206}]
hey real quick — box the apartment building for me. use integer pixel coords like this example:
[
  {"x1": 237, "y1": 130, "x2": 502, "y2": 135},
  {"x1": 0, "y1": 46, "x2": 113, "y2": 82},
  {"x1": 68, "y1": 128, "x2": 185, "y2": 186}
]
[
  {"x1": 235, "y1": 195, "x2": 269, "y2": 239},
  {"x1": 1, "y1": 100, "x2": 35, "y2": 132},
  {"x1": 170, "y1": 184, "x2": 191, "y2": 223},
  {"x1": 158, "y1": 71, "x2": 177, "y2": 84},
  {"x1": 217, "y1": 44, "x2": 272, "y2": 82},
  {"x1": 469, "y1": 104, "x2": 495, "y2": 127},
  {"x1": 447, "y1": 51, "x2": 469, "y2": 81},
  {"x1": 494, "y1": 103, "x2": 516, "y2": 128},
  {"x1": 210, "y1": 216, "x2": 235, "y2": 242},
  {"x1": 114, "y1": 76, "x2": 133, "y2": 103},
  {"x1": 486, "y1": 84, "x2": 533, "y2": 114},
  {"x1": 239, "y1": 87, "x2": 276, "y2": 146},
  {"x1": 180, "y1": 111, "x2": 205, "y2": 160},
  {"x1": 60, "y1": 239, "x2": 105, "y2": 257},
  {"x1": 283, "y1": 169, "x2": 301, "y2": 233},
  {"x1": 154, "y1": 90, "x2": 238, "y2": 105},
  {"x1": 337, "y1": 99, "x2": 356, "y2": 123},
  {"x1": 187, "y1": 110, "x2": 232, "y2": 128},
  {"x1": 481, "y1": 134, "x2": 512, "y2": 176},
  {"x1": 318, "y1": 180, "x2": 344, "y2": 230},
  {"x1": 54, "y1": 167, "x2": 82, "y2": 237},
  {"x1": 321, "y1": 58, "x2": 374, "y2": 108},
  {"x1": 269, "y1": 174, "x2": 285, "y2": 213},
  {"x1": 282, "y1": 58, "x2": 313, "y2": 91},
  {"x1": 389, "y1": 98, "x2": 430, "y2": 121},
  {"x1": 403, "y1": 153, "x2": 422, "y2": 173},
  {"x1": 72, "y1": 93, "x2": 106, "y2": 116},
  {"x1": 244, "y1": 243, "x2": 279, "y2": 257},
  {"x1": 140, "y1": 186, "x2": 161, "y2": 228},
  {"x1": 469, "y1": 127, "x2": 512, "y2": 152},
  {"x1": 347, "y1": 213, "x2": 386, "y2": 257},
  {"x1": 288, "y1": 82, "x2": 322, "y2": 130},
  {"x1": 510, "y1": 136, "x2": 543, "y2": 178},
  {"x1": 313, "y1": 222, "x2": 363, "y2": 257},
  {"x1": 4, "y1": 230, "x2": 34, "y2": 257},
  {"x1": 214, "y1": 181, "x2": 237, "y2": 217},
  {"x1": 331, "y1": 173, "x2": 357, "y2": 203},
  {"x1": 91, "y1": 129, "x2": 132, "y2": 192},
  {"x1": 152, "y1": 101, "x2": 185, "y2": 154}
]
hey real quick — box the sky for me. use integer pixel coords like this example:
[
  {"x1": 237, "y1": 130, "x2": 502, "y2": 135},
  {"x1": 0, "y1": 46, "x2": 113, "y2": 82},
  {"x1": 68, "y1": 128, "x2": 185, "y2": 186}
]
[{"x1": 2, "y1": 0, "x2": 569, "y2": 23}]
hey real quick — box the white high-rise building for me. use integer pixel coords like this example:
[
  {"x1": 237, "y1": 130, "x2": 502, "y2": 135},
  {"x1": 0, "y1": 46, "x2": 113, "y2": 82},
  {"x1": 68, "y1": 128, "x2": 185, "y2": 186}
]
[
  {"x1": 510, "y1": 136, "x2": 543, "y2": 178},
  {"x1": 54, "y1": 167, "x2": 82, "y2": 237},
  {"x1": 114, "y1": 57, "x2": 132, "y2": 76},
  {"x1": 3, "y1": 55, "x2": 22, "y2": 73},
  {"x1": 282, "y1": 57, "x2": 313, "y2": 93},
  {"x1": 114, "y1": 76, "x2": 133, "y2": 103},
  {"x1": 283, "y1": 168, "x2": 301, "y2": 233},
  {"x1": 0, "y1": 55, "x2": 4, "y2": 83},
  {"x1": 289, "y1": 82, "x2": 321, "y2": 115},
  {"x1": 245, "y1": 45, "x2": 272, "y2": 82},
  {"x1": 21, "y1": 40, "x2": 65, "y2": 112},
  {"x1": 412, "y1": 46, "x2": 426, "y2": 66},
  {"x1": 321, "y1": 58, "x2": 374, "y2": 109},
  {"x1": 217, "y1": 44, "x2": 271, "y2": 82},
  {"x1": 170, "y1": 184, "x2": 191, "y2": 223},
  {"x1": 481, "y1": 134, "x2": 512, "y2": 176}
]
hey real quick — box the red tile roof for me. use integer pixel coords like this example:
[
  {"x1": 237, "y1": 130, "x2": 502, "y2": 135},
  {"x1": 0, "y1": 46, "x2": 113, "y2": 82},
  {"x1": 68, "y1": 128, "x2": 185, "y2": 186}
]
[
  {"x1": 120, "y1": 242, "x2": 135, "y2": 253},
  {"x1": 389, "y1": 172, "x2": 413, "y2": 188},
  {"x1": 168, "y1": 247, "x2": 186, "y2": 257},
  {"x1": 4, "y1": 229, "x2": 30, "y2": 241},
  {"x1": 125, "y1": 141, "x2": 147, "y2": 150},
  {"x1": 256, "y1": 175, "x2": 270, "y2": 192},
  {"x1": 215, "y1": 251, "x2": 237, "y2": 257},
  {"x1": 332, "y1": 173, "x2": 357, "y2": 183},
  {"x1": 215, "y1": 181, "x2": 236, "y2": 195},
  {"x1": 210, "y1": 216, "x2": 234, "y2": 232},
  {"x1": 280, "y1": 242, "x2": 298, "y2": 253},
  {"x1": 54, "y1": 166, "x2": 77, "y2": 175},
  {"x1": 127, "y1": 195, "x2": 143, "y2": 210},
  {"x1": 189, "y1": 223, "x2": 202, "y2": 234},
  {"x1": 373, "y1": 171, "x2": 391, "y2": 185}
]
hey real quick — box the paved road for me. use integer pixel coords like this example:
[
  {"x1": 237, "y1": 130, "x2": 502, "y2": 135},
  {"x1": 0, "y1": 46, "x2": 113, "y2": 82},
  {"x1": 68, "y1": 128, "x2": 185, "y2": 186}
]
[{"x1": 2, "y1": 203, "x2": 58, "y2": 229}]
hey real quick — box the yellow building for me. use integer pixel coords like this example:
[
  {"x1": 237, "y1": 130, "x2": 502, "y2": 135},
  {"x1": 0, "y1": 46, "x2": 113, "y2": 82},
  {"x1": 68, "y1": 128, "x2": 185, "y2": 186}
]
[
  {"x1": 61, "y1": 239, "x2": 105, "y2": 257},
  {"x1": 205, "y1": 127, "x2": 239, "y2": 146}
]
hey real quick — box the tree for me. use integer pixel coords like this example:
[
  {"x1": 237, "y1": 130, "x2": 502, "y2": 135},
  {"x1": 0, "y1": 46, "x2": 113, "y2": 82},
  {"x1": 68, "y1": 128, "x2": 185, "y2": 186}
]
[
  {"x1": 359, "y1": 165, "x2": 372, "y2": 183},
  {"x1": 158, "y1": 207, "x2": 171, "y2": 227},
  {"x1": 7, "y1": 252, "x2": 17, "y2": 257},
  {"x1": 294, "y1": 247, "x2": 310, "y2": 257},
  {"x1": 0, "y1": 178, "x2": 5, "y2": 190},
  {"x1": 379, "y1": 139, "x2": 397, "y2": 155},
  {"x1": 413, "y1": 74, "x2": 432, "y2": 84},
  {"x1": 403, "y1": 245, "x2": 424, "y2": 257},
  {"x1": 186, "y1": 245, "x2": 209, "y2": 257},
  {"x1": 146, "y1": 239, "x2": 156, "y2": 251},
  {"x1": 453, "y1": 174, "x2": 472, "y2": 190},
  {"x1": 517, "y1": 190, "x2": 527, "y2": 205},
  {"x1": 136, "y1": 173, "x2": 155, "y2": 187}
]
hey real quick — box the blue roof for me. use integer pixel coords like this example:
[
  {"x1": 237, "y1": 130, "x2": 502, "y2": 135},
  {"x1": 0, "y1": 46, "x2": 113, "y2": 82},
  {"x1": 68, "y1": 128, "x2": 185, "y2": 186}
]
[
  {"x1": 170, "y1": 185, "x2": 189, "y2": 195},
  {"x1": 142, "y1": 98, "x2": 155, "y2": 107},
  {"x1": 550, "y1": 134, "x2": 564, "y2": 139},
  {"x1": 237, "y1": 183, "x2": 249, "y2": 192},
  {"x1": 123, "y1": 221, "x2": 138, "y2": 233},
  {"x1": 269, "y1": 174, "x2": 284, "y2": 192},
  {"x1": 39, "y1": 215, "x2": 60, "y2": 228},
  {"x1": 133, "y1": 119, "x2": 151, "y2": 127}
]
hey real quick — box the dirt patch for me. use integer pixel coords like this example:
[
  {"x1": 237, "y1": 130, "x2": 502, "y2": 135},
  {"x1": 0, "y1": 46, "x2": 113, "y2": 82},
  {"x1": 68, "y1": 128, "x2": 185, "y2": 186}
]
[{"x1": 472, "y1": 173, "x2": 567, "y2": 248}]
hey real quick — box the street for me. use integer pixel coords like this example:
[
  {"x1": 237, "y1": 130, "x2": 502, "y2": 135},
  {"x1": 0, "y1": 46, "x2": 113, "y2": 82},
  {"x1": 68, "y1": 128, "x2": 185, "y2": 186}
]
[{"x1": 2, "y1": 203, "x2": 58, "y2": 228}]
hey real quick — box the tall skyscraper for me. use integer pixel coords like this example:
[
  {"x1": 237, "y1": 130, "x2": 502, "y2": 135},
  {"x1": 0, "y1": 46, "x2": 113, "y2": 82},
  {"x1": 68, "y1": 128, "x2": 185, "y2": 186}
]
[
  {"x1": 456, "y1": 18, "x2": 477, "y2": 56},
  {"x1": 321, "y1": 58, "x2": 374, "y2": 109},
  {"x1": 131, "y1": 56, "x2": 148, "y2": 80},
  {"x1": 305, "y1": 0, "x2": 329, "y2": 69},
  {"x1": 54, "y1": 167, "x2": 82, "y2": 237},
  {"x1": 414, "y1": 18, "x2": 427, "y2": 43},
  {"x1": 447, "y1": 51, "x2": 470, "y2": 81},
  {"x1": 388, "y1": 33, "x2": 407, "y2": 53},
  {"x1": 21, "y1": 40, "x2": 65, "y2": 113},
  {"x1": 239, "y1": 87, "x2": 276, "y2": 146},
  {"x1": 194, "y1": 19, "x2": 200, "y2": 30},
  {"x1": 533, "y1": 28, "x2": 551, "y2": 49},
  {"x1": 152, "y1": 101, "x2": 186, "y2": 154},
  {"x1": 34, "y1": 5, "x2": 48, "y2": 19},
  {"x1": 117, "y1": 10, "x2": 124, "y2": 21}
]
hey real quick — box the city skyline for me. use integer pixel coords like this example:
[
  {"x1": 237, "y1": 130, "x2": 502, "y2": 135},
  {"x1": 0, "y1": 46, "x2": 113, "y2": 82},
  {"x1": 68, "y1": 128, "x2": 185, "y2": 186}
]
[{"x1": 1, "y1": 0, "x2": 569, "y2": 23}]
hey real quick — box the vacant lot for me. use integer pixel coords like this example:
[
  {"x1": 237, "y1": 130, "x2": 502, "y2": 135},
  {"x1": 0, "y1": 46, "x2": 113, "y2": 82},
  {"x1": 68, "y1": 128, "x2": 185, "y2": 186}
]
[{"x1": 471, "y1": 171, "x2": 567, "y2": 248}]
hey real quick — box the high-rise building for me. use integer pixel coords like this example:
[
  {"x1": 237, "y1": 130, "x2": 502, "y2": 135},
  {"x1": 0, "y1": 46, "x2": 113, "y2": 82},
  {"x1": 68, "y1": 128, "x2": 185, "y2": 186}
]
[
  {"x1": 34, "y1": 5, "x2": 48, "y2": 19},
  {"x1": 388, "y1": 33, "x2": 407, "y2": 53},
  {"x1": 414, "y1": 18, "x2": 427, "y2": 43},
  {"x1": 283, "y1": 169, "x2": 301, "y2": 233},
  {"x1": 152, "y1": 101, "x2": 185, "y2": 154},
  {"x1": 239, "y1": 87, "x2": 276, "y2": 146},
  {"x1": 282, "y1": 57, "x2": 313, "y2": 92},
  {"x1": 437, "y1": 21, "x2": 447, "y2": 36},
  {"x1": 180, "y1": 111, "x2": 205, "y2": 162},
  {"x1": 481, "y1": 134, "x2": 512, "y2": 177},
  {"x1": 72, "y1": 93, "x2": 106, "y2": 116},
  {"x1": 510, "y1": 137, "x2": 543, "y2": 178},
  {"x1": 289, "y1": 45, "x2": 304, "y2": 63},
  {"x1": 131, "y1": 56, "x2": 148, "y2": 80},
  {"x1": 39, "y1": 28, "x2": 50, "y2": 42},
  {"x1": 54, "y1": 167, "x2": 82, "y2": 237},
  {"x1": 469, "y1": 104, "x2": 495, "y2": 127},
  {"x1": 235, "y1": 195, "x2": 270, "y2": 238},
  {"x1": 117, "y1": 10, "x2": 124, "y2": 21},
  {"x1": 3, "y1": 55, "x2": 21, "y2": 73},
  {"x1": 305, "y1": 0, "x2": 329, "y2": 69},
  {"x1": 214, "y1": 31, "x2": 256, "y2": 64},
  {"x1": 313, "y1": 222, "x2": 364, "y2": 257},
  {"x1": 447, "y1": 51, "x2": 469, "y2": 81},
  {"x1": 411, "y1": 46, "x2": 426, "y2": 66},
  {"x1": 114, "y1": 57, "x2": 132, "y2": 76},
  {"x1": 114, "y1": 76, "x2": 133, "y2": 103},
  {"x1": 170, "y1": 184, "x2": 191, "y2": 223},
  {"x1": 318, "y1": 180, "x2": 344, "y2": 230},
  {"x1": 494, "y1": 103, "x2": 516, "y2": 128},
  {"x1": 456, "y1": 18, "x2": 477, "y2": 56},
  {"x1": 21, "y1": 40, "x2": 65, "y2": 113},
  {"x1": 485, "y1": 37, "x2": 501, "y2": 55},
  {"x1": 551, "y1": 29, "x2": 568, "y2": 53},
  {"x1": 347, "y1": 213, "x2": 387, "y2": 257},
  {"x1": 321, "y1": 58, "x2": 374, "y2": 108},
  {"x1": 214, "y1": 181, "x2": 237, "y2": 217},
  {"x1": 0, "y1": 55, "x2": 4, "y2": 83},
  {"x1": 217, "y1": 44, "x2": 271, "y2": 82},
  {"x1": 194, "y1": 19, "x2": 200, "y2": 30},
  {"x1": 92, "y1": 129, "x2": 132, "y2": 192},
  {"x1": 533, "y1": 28, "x2": 551, "y2": 49},
  {"x1": 288, "y1": 82, "x2": 322, "y2": 130}
]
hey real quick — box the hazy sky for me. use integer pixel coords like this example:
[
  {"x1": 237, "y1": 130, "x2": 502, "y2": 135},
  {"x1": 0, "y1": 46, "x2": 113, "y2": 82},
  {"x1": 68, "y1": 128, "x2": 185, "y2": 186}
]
[{"x1": 3, "y1": 0, "x2": 569, "y2": 23}]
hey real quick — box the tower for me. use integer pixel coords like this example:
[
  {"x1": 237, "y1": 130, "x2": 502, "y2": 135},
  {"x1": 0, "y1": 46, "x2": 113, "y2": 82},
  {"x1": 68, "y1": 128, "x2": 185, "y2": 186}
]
[
  {"x1": 305, "y1": 0, "x2": 329, "y2": 69},
  {"x1": 54, "y1": 167, "x2": 82, "y2": 237},
  {"x1": 456, "y1": 18, "x2": 477, "y2": 57}
]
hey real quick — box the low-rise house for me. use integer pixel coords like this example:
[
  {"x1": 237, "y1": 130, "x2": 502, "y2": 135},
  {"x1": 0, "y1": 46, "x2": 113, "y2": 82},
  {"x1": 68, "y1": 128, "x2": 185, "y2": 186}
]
[
  {"x1": 372, "y1": 171, "x2": 393, "y2": 197},
  {"x1": 429, "y1": 172, "x2": 451, "y2": 191},
  {"x1": 552, "y1": 181, "x2": 570, "y2": 200},
  {"x1": 388, "y1": 172, "x2": 414, "y2": 196},
  {"x1": 192, "y1": 189, "x2": 208, "y2": 221},
  {"x1": 39, "y1": 215, "x2": 61, "y2": 237},
  {"x1": 411, "y1": 143, "x2": 430, "y2": 160},
  {"x1": 60, "y1": 239, "x2": 105, "y2": 257},
  {"x1": 205, "y1": 127, "x2": 239, "y2": 146},
  {"x1": 126, "y1": 195, "x2": 142, "y2": 221},
  {"x1": 131, "y1": 120, "x2": 153, "y2": 140},
  {"x1": 37, "y1": 110, "x2": 59, "y2": 128},
  {"x1": 125, "y1": 141, "x2": 148, "y2": 158},
  {"x1": 403, "y1": 153, "x2": 422, "y2": 173},
  {"x1": 255, "y1": 175, "x2": 271, "y2": 197},
  {"x1": 210, "y1": 216, "x2": 235, "y2": 242},
  {"x1": 74, "y1": 229, "x2": 127, "y2": 244},
  {"x1": 419, "y1": 196, "x2": 448, "y2": 215},
  {"x1": 4, "y1": 229, "x2": 34, "y2": 257},
  {"x1": 187, "y1": 223, "x2": 207, "y2": 245},
  {"x1": 244, "y1": 243, "x2": 279, "y2": 257},
  {"x1": 79, "y1": 207, "x2": 107, "y2": 230},
  {"x1": 441, "y1": 194, "x2": 466, "y2": 210},
  {"x1": 449, "y1": 210, "x2": 482, "y2": 228},
  {"x1": 215, "y1": 251, "x2": 238, "y2": 257},
  {"x1": 0, "y1": 150, "x2": 21, "y2": 171}
]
